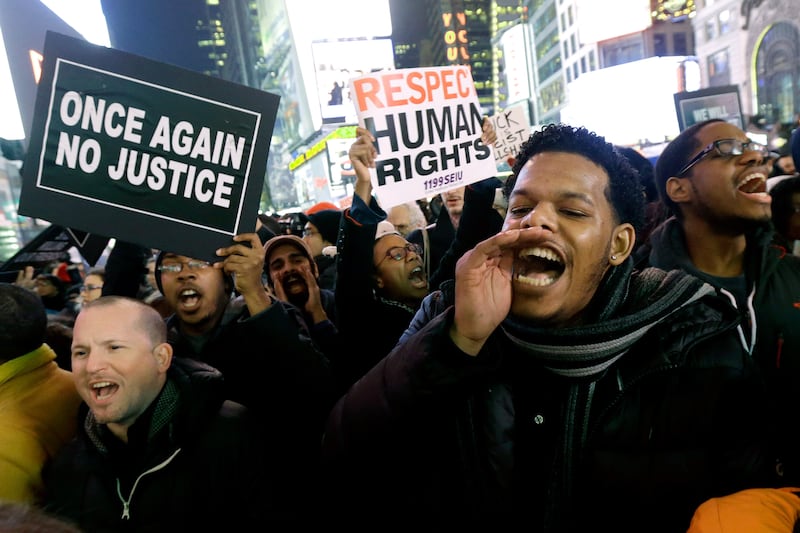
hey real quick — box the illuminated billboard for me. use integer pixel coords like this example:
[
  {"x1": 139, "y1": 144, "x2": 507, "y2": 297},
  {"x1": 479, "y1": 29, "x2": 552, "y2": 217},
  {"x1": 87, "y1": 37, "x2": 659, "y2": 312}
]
[
  {"x1": 286, "y1": 0, "x2": 393, "y2": 131},
  {"x1": 576, "y1": 0, "x2": 652, "y2": 44},
  {"x1": 561, "y1": 56, "x2": 701, "y2": 146},
  {"x1": 311, "y1": 38, "x2": 395, "y2": 124},
  {"x1": 499, "y1": 24, "x2": 531, "y2": 105},
  {"x1": 442, "y1": 11, "x2": 469, "y2": 63}
]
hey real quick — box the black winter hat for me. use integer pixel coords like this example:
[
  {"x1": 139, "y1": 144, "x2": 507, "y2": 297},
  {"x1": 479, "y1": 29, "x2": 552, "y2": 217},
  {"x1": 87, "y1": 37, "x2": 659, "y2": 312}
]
[
  {"x1": 305, "y1": 209, "x2": 342, "y2": 245},
  {"x1": 36, "y1": 274, "x2": 65, "y2": 294}
]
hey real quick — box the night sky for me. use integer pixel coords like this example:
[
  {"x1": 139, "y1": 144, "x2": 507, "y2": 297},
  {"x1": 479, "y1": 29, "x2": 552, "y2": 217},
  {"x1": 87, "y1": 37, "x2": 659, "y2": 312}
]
[
  {"x1": 101, "y1": 0, "x2": 429, "y2": 73},
  {"x1": 99, "y1": 0, "x2": 208, "y2": 73},
  {"x1": 389, "y1": 0, "x2": 427, "y2": 41}
]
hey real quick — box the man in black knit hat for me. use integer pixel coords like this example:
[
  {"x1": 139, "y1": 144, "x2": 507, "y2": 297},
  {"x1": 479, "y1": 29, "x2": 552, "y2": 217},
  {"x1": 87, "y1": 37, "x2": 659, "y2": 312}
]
[{"x1": 302, "y1": 208, "x2": 342, "y2": 290}]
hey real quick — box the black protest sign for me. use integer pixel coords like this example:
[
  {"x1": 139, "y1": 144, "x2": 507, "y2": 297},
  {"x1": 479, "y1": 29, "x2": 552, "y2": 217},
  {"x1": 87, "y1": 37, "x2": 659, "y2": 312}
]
[
  {"x1": 674, "y1": 85, "x2": 743, "y2": 131},
  {"x1": 19, "y1": 31, "x2": 280, "y2": 262},
  {"x1": 0, "y1": 225, "x2": 109, "y2": 283}
]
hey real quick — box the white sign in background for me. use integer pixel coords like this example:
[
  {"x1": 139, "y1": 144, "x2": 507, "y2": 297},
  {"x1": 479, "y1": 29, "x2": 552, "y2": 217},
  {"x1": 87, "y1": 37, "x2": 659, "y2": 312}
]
[
  {"x1": 488, "y1": 102, "x2": 530, "y2": 166},
  {"x1": 499, "y1": 24, "x2": 531, "y2": 105},
  {"x1": 349, "y1": 66, "x2": 497, "y2": 208}
]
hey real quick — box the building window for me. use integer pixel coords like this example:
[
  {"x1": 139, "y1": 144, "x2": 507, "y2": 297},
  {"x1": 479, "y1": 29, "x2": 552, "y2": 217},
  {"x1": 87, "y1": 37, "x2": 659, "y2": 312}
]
[
  {"x1": 573, "y1": 63, "x2": 579, "y2": 79},
  {"x1": 601, "y1": 35, "x2": 644, "y2": 67},
  {"x1": 708, "y1": 48, "x2": 730, "y2": 86},
  {"x1": 534, "y1": 4, "x2": 556, "y2": 33},
  {"x1": 568, "y1": 6, "x2": 573, "y2": 26},
  {"x1": 589, "y1": 50, "x2": 596, "y2": 70},
  {"x1": 705, "y1": 20, "x2": 717, "y2": 42},
  {"x1": 570, "y1": 34, "x2": 577, "y2": 55},
  {"x1": 540, "y1": 78, "x2": 565, "y2": 114},
  {"x1": 536, "y1": 29, "x2": 559, "y2": 60},
  {"x1": 673, "y1": 32, "x2": 688, "y2": 56},
  {"x1": 580, "y1": 56, "x2": 587, "y2": 73},
  {"x1": 718, "y1": 9, "x2": 732, "y2": 35},
  {"x1": 756, "y1": 21, "x2": 800, "y2": 124},
  {"x1": 654, "y1": 33, "x2": 667, "y2": 56},
  {"x1": 538, "y1": 54, "x2": 562, "y2": 81},
  {"x1": 566, "y1": 68, "x2": 572, "y2": 82}
]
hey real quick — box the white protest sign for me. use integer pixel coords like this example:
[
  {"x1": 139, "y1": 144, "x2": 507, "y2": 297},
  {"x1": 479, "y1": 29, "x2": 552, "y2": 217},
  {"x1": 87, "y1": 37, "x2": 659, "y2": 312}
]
[
  {"x1": 349, "y1": 66, "x2": 497, "y2": 208},
  {"x1": 488, "y1": 102, "x2": 530, "y2": 166}
]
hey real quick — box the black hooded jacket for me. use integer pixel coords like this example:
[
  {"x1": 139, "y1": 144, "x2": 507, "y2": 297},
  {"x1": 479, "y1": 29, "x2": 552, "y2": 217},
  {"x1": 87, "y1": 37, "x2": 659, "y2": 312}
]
[{"x1": 642, "y1": 217, "x2": 800, "y2": 481}]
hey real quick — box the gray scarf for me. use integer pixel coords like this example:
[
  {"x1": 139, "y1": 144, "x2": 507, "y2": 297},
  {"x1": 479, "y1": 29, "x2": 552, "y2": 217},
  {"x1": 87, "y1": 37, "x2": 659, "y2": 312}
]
[{"x1": 501, "y1": 259, "x2": 714, "y2": 378}]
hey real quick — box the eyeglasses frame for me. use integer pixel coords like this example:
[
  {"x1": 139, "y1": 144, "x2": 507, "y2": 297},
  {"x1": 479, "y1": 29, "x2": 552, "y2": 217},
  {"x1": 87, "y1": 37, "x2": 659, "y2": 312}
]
[
  {"x1": 157, "y1": 259, "x2": 212, "y2": 274},
  {"x1": 676, "y1": 138, "x2": 771, "y2": 177},
  {"x1": 378, "y1": 242, "x2": 423, "y2": 265}
]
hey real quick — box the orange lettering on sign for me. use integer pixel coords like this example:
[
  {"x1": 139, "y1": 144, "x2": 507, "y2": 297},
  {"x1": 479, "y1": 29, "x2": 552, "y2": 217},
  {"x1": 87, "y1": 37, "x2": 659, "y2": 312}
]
[
  {"x1": 353, "y1": 68, "x2": 474, "y2": 109},
  {"x1": 407, "y1": 71, "x2": 426, "y2": 104},
  {"x1": 383, "y1": 72, "x2": 408, "y2": 107},
  {"x1": 352, "y1": 77, "x2": 382, "y2": 111}
]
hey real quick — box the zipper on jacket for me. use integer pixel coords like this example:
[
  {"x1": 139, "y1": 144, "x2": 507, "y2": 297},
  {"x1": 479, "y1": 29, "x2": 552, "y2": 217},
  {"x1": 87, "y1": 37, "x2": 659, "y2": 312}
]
[
  {"x1": 116, "y1": 448, "x2": 182, "y2": 520},
  {"x1": 718, "y1": 286, "x2": 756, "y2": 355}
]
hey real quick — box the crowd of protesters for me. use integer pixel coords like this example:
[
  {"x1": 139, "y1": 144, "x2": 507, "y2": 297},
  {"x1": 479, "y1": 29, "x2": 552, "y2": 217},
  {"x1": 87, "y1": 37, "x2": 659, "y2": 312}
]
[{"x1": 1, "y1": 113, "x2": 800, "y2": 532}]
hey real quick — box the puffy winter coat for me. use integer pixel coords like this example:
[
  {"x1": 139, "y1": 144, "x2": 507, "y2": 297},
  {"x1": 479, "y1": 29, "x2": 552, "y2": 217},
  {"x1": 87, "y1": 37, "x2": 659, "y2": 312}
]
[{"x1": 323, "y1": 267, "x2": 778, "y2": 533}]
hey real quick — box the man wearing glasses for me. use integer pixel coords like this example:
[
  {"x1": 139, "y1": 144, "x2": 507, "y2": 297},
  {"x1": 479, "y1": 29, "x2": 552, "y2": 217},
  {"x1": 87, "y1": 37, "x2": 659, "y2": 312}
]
[
  {"x1": 333, "y1": 128, "x2": 433, "y2": 386},
  {"x1": 641, "y1": 118, "x2": 800, "y2": 482},
  {"x1": 78, "y1": 268, "x2": 105, "y2": 305},
  {"x1": 150, "y1": 234, "x2": 336, "y2": 524},
  {"x1": 301, "y1": 208, "x2": 342, "y2": 290}
]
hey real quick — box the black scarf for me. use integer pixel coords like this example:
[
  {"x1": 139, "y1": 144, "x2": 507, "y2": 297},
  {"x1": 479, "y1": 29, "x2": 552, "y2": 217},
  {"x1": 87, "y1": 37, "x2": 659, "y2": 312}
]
[
  {"x1": 501, "y1": 259, "x2": 714, "y2": 378},
  {"x1": 84, "y1": 379, "x2": 180, "y2": 455}
]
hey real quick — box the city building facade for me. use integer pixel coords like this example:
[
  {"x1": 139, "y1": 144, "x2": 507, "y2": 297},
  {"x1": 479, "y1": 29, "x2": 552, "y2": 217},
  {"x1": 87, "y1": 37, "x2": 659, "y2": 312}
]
[
  {"x1": 692, "y1": 0, "x2": 800, "y2": 147},
  {"x1": 3, "y1": 0, "x2": 800, "y2": 230}
]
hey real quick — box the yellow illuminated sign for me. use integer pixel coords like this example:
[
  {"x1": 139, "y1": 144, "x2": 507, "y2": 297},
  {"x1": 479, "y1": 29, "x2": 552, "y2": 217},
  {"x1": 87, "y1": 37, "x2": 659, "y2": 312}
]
[
  {"x1": 288, "y1": 125, "x2": 357, "y2": 171},
  {"x1": 442, "y1": 12, "x2": 470, "y2": 63}
]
